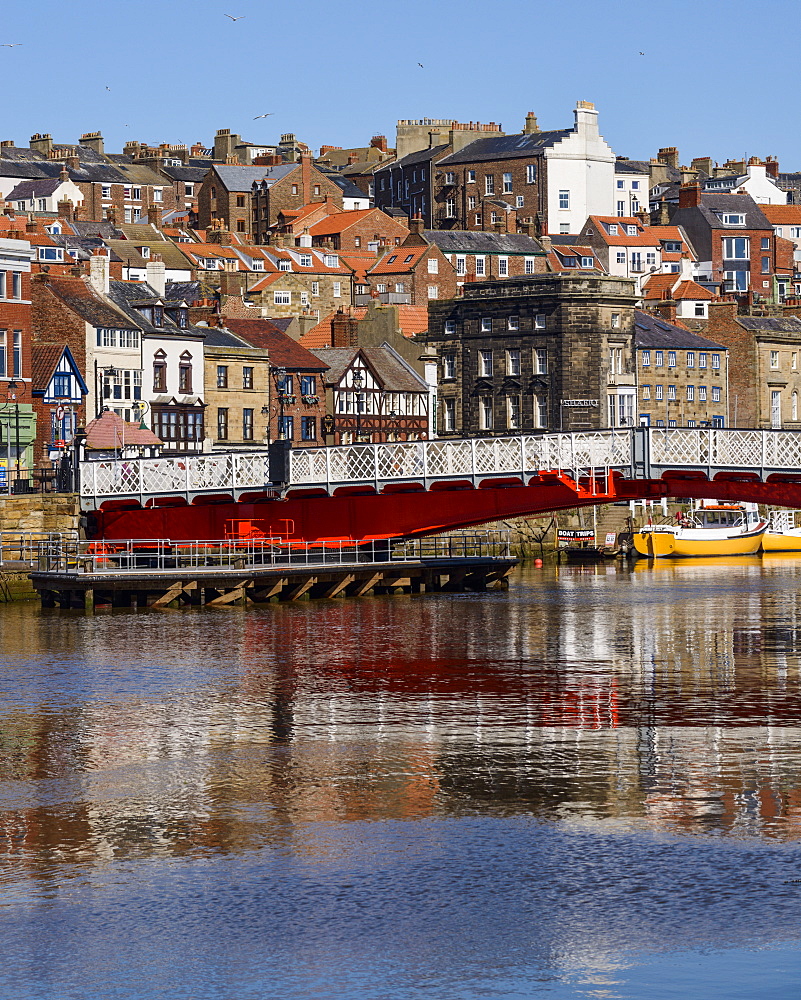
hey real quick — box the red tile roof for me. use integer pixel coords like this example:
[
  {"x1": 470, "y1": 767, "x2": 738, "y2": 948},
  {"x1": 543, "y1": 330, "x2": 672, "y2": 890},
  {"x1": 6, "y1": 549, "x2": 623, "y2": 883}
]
[
  {"x1": 32, "y1": 344, "x2": 67, "y2": 393},
  {"x1": 760, "y1": 205, "x2": 801, "y2": 225},
  {"x1": 224, "y1": 318, "x2": 329, "y2": 370},
  {"x1": 84, "y1": 411, "x2": 162, "y2": 450}
]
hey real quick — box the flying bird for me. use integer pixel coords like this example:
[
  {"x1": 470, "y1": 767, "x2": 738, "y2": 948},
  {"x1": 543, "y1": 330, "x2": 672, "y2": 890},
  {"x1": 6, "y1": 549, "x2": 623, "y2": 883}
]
[
  {"x1": 105, "y1": 86, "x2": 111, "y2": 91},
  {"x1": 1, "y1": 43, "x2": 22, "y2": 47},
  {"x1": 639, "y1": 51, "x2": 645, "y2": 55},
  {"x1": 225, "y1": 13, "x2": 245, "y2": 20},
  {"x1": 418, "y1": 62, "x2": 424, "y2": 68},
  {"x1": 253, "y1": 113, "x2": 273, "y2": 119}
]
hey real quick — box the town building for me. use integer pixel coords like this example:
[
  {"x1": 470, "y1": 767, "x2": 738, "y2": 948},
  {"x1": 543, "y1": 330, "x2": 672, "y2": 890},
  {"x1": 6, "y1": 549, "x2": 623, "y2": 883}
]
[
  {"x1": 202, "y1": 327, "x2": 272, "y2": 450},
  {"x1": 633, "y1": 311, "x2": 728, "y2": 427},
  {"x1": 0, "y1": 236, "x2": 36, "y2": 483},
  {"x1": 30, "y1": 344, "x2": 88, "y2": 464},
  {"x1": 426, "y1": 273, "x2": 638, "y2": 436},
  {"x1": 580, "y1": 215, "x2": 695, "y2": 295},
  {"x1": 421, "y1": 225, "x2": 548, "y2": 286}
]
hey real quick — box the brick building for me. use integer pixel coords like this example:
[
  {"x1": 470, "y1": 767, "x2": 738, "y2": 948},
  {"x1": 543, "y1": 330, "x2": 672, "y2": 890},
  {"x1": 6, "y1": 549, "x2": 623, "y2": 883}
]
[
  {"x1": 705, "y1": 301, "x2": 801, "y2": 428},
  {"x1": 426, "y1": 273, "x2": 638, "y2": 436},
  {"x1": 422, "y1": 225, "x2": 547, "y2": 286},
  {"x1": 0, "y1": 236, "x2": 36, "y2": 481},
  {"x1": 307, "y1": 208, "x2": 409, "y2": 253},
  {"x1": 633, "y1": 311, "x2": 728, "y2": 427},
  {"x1": 203, "y1": 327, "x2": 272, "y2": 450},
  {"x1": 249, "y1": 155, "x2": 345, "y2": 243},
  {"x1": 364, "y1": 237, "x2": 457, "y2": 306},
  {"x1": 223, "y1": 318, "x2": 328, "y2": 446}
]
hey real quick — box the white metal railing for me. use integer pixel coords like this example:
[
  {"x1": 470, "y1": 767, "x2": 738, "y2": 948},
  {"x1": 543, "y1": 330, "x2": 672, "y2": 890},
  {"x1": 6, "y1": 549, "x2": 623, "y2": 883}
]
[
  {"x1": 0, "y1": 531, "x2": 80, "y2": 567},
  {"x1": 648, "y1": 428, "x2": 801, "y2": 472},
  {"x1": 35, "y1": 532, "x2": 513, "y2": 575},
  {"x1": 80, "y1": 451, "x2": 271, "y2": 499}
]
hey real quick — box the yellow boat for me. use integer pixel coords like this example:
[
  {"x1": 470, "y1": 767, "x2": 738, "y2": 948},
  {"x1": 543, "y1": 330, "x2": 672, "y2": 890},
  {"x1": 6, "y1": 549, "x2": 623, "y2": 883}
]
[
  {"x1": 633, "y1": 501, "x2": 767, "y2": 559},
  {"x1": 762, "y1": 510, "x2": 801, "y2": 553}
]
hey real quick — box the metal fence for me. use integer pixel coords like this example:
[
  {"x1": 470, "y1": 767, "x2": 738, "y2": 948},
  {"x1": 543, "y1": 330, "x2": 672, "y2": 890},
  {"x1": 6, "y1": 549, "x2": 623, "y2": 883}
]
[
  {"x1": 35, "y1": 531, "x2": 513, "y2": 576},
  {"x1": 1, "y1": 531, "x2": 80, "y2": 567}
]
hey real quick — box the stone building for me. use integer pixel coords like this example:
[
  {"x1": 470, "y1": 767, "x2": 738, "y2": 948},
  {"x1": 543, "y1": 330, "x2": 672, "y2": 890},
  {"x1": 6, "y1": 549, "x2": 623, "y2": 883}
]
[
  {"x1": 633, "y1": 310, "x2": 728, "y2": 427},
  {"x1": 705, "y1": 301, "x2": 801, "y2": 428},
  {"x1": 202, "y1": 327, "x2": 272, "y2": 450},
  {"x1": 426, "y1": 273, "x2": 638, "y2": 436}
]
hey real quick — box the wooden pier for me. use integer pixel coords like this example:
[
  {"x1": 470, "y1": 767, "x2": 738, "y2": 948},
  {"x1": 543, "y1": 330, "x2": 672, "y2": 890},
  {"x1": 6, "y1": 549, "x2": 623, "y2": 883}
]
[{"x1": 29, "y1": 534, "x2": 516, "y2": 610}]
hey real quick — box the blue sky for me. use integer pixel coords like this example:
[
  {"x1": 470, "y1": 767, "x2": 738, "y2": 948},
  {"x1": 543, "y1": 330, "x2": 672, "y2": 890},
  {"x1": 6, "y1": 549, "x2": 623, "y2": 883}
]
[{"x1": 1, "y1": 0, "x2": 799, "y2": 170}]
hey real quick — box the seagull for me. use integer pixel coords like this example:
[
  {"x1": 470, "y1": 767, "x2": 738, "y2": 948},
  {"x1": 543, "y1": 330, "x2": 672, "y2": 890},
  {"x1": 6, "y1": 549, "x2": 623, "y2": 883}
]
[
  {"x1": 1, "y1": 43, "x2": 22, "y2": 47},
  {"x1": 253, "y1": 113, "x2": 273, "y2": 119},
  {"x1": 639, "y1": 51, "x2": 645, "y2": 55},
  {"x1": 225, "y1": 13, "x2": 245, "y2": 20},
  {"x1": 105, "y1": 86, "x2": 111, "y2": 91},
  {"x1": 418, "y1": 62, "x2": 424, "y2": 68}
]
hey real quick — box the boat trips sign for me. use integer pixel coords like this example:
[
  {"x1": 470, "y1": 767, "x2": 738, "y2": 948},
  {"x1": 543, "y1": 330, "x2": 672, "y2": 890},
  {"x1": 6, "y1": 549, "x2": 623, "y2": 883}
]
[{"x1": 558, "y1": 529, "x2": 595, "y2": 544}]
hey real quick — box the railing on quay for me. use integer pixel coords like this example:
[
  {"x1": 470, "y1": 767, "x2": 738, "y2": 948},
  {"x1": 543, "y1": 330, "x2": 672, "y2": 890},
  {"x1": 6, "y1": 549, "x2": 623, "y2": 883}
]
[
  {"x1": 1, "y1": 531, "x2": 80, "y2": 567},
  {"x1": 35, "y1": 531, "x2": 513, "y2": 576}
]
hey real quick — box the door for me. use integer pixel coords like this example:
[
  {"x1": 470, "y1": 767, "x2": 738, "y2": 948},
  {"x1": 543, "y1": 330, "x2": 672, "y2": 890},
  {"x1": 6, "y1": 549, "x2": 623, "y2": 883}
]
[{"x1": 771, "y1": 390, "x2": 782, "y2": 429}]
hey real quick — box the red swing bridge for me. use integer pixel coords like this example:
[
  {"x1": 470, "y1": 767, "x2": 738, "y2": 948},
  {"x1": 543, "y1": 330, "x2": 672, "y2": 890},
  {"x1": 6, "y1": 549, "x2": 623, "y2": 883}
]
[{"x1": 84, "y1": 427, "x2": 801, "y2": 544}]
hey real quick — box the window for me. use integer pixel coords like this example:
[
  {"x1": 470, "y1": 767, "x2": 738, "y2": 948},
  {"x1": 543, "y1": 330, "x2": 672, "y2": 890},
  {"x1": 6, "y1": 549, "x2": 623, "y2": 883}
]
[
  {"x1": 611, "y1": 313, "x2": 620, "y2": 329},
  {"x1": 616, "y1": 251, "x2": 626, "y2": 265},
  {"x1": 394, "y1": 282, "x2": 406, "y2": 293},
  {"x1": 668, "y1": 351, "x2": 676, "y2": 367},
  {"x1": 480, "y1": 395, "x2": 493, "y2": 430},
  {"x1": 12, "y1": 331, "x2": 21, "y2": 377},
  {"x1": 712, "y1": 354, "x2": 720, "y2": 370},
  {"x1": 655, "y1": 384, "x2": 663, "y2": 400},
  {"x1": 526, "y1": 164, "x2": 536, "y2": 184},
  {"x1": 695, "y1": 303, "x2": 706, "y2": 317},
  {"x1": 627, "y1": 225, "x2": 638, "y2": 236},
  {"x1": 52, "y1": 373, "x2": 71, "y2": 397},
  {"x1": 11, "y1": 272, "x2": 21, "y2": 299},
  {"x1": 535, "y1": 348, "x2": 548, "y2": 374},
  {"x1": 481, "y1": 317, "x2": 492, "y2": 333},
  {"x1": 559, "y1": 190, "x2": 569, "y2": 209},
  {"x1": 467, "y1": 170, "x2": 476, "y2": 183},
  {"x1": 475, "y1": 256, "x2": 486, "y2": 277},
  {"x1": 655, "y1": 351, "x2": 663, "y2": 367},
  {"x1": 242, "y1": 408, "x2": 254, "y2": 441},
  {"x1": 711, "y1": 386, "x2": 721, "y2": 402},
  {"x1": 490, "y1": 212, "x2": 500, "y2": 225},
  {"x1": 617, "y1": 179, "x2": 625, "y2": 190},
  {"x1": 507, "y1": 395, "x2": 520, "y2": 429},
  {"x1": 608, "y1": 224, "x2": 619, "y2": 235},
  {"x1": 278, "y1": 415, "x2": 294, "y2": 440},
  {"x1": 581, "y1": 256, "x2": 594, "y2": 268},
  {"x1": 791, "y1": 227, "x2": 801, "y2": 239},
  {"x1": 427, "y1": 257, "x2": 439, "y2": 274},
  {"x1": 468, "y1": 195, "x2": 477, "y2": 210},
  {"x1": 687, "y1": 351, "x2": 695, "y2": 368},
  {"x1": 274, "y1": 291, "x2": 291, "y2": 305},
  {"x1": 324, "y1": 254, "x2": 339, "y2": 267},
  {"x1": 793, "y1": 352, "x2": 798, "y2": 371},
  {"x1": 503, "y1": 172, "x2": 513, "y2": 194},
  {"x1": 762, "y1": 256, "x2": 771, "y2": 273},
  {"x1": 617, "y1": 201, "x2": 625, "y2": 216},
  {"x1": 642, "y1": 350, "x2": 651, "y2": 367},
  {"x1": 686, "y1": 385, "x2": 695, "y2": 401},
  {"x1": 311, "y1": 281, "x2": 319, "y2": 297},
  {"x1": 217, "y1": 408, "x2": 228, "y2": 440},
  {"x1": 699, "y1": 386, "x2": 707, "y2": 401},
  {"x1": 300, "y1": 375, "x2": 316, "y2": 396},
  {"x1": 278, "y1": 260, "x2": 292, "y2": 272},
  {"x1": 667, "y1": 385, "x2": 677, "y2": 400},
  {"x1": 427, "y1": 285, "x2": 438, "y2": 299},
  {"x1": 443, "y1": 353, "x2": 456, "y2": 379},
  {"x1": 333, "y1": 281, "x2": 341, "y2": 297},
  {"x1": 444, "y1": 398, "x2": 456, "y2": 432},
  {"x1": 516, "y1": 196, "x2": 524, "y2": 208},
  {"x1": 479, "y1": 350, "x2": 493, "y2": 377},
  {"x1": 507, "y1": 316, "x2": 519, "y2": 331},
  {"x1": 153, "y1": 359, "x2": 167, "y2": 392},
  {"x1": 642, "y1": 385, "x2": 651, "y2": 400},
  {"x1": 444, "y1": 319, "x2": 457, "y2": 336},
  {"x1": 761, "y1": 237, "x2": 771, "y2": 250},
  {"x1": 313, "y1": 185, "x2": 320, "y2": 197},
  {"x1": 507, "y1": 349, "x2": 521, "y2": 375},
  {"x1": 720, "y1": 213, "x2": 745, "y2": 225},
  {"x1": 242, "y1": 366, "x2": 254, "y2": 390},
  {"x1": 102, "y1": 184, "x2": 111, "y2": 199},
  {"x1": 178, "y1": 358, "x2": 192, "y2": 393},
  {"x1": 533, "y1": 314, "x2": 545, "y2": 330},
  {"x1": 217, "y1": 365, "x2": 228, "y2": 388},
  {"x1": 770, "y1": 350, "x2": 780, "y2": 369},
  {"x1": 699, "y1": 353, "x2": 707, "y2": 369},
  {"x1": 456, "y1": 256, "x2": 466, "y2": 276},
  {"x1": 301, "y1": 416, "x2": 316, "y2": 441},
  {"x1": 537, "y1": 398, "x2": 548, "y2": 429},
  {"x1": 38, "y1": 247, "x2": 64, "y2": 262},
  {"x1": 132, "y1": 187, "x2": 141, "y2": 201},
  {"x1": 722, "y1": 236, "x2": 749, "y2": 259},
  {"x1": 484, "y1": 175, "x2": 495, "y2": 195},
  {"x1": 646, "y1": 252, "x2": 656, "y2": 266},
  {"x1": 524, "y1": 257, "x2": 536, "y2": 275},
  {"x1": 498, "y1": 257, "x2": 508, "y2": 277}
]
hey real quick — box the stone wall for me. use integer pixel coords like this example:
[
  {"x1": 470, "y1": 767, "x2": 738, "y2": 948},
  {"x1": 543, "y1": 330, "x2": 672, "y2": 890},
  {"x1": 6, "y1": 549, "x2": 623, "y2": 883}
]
[{"x1": 0, "y1": 493, "x2": 80, "y2": 536}]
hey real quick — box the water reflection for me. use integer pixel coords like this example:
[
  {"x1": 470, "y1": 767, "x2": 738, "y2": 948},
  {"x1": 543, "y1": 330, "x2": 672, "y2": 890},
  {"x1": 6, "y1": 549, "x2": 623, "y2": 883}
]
[{"x1": 2, "y1": 561, "x2": 801, "y2": 996}]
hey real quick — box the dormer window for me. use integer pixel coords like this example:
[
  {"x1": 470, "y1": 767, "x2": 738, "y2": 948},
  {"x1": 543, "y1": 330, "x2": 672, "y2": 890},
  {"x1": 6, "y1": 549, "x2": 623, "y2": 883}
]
[
  {"x1": 626, "y1": 225, "x2": 638, "y2": 236},
  {"x1": 153, "y1": 305, "x2": 164, "y2": 327},
  {"x1": 140, "y1": 246, "x2": 150, "y2": 259},
  {"x1": 177, "y1": 308, "x2": 188, "y2": 329},
  {"x1": 38, "y1": 247, "x2": 64, "y2": 262},
  {"x1": 251, "y1": 260, "x2": 264, "y2": 271},
  {"x1": 662, "y1": 241, "x2": 682, "y2": 252},
  {"x1": 279, "y1": 260, "x2": 292, "y2": 271},
  {"x1": 608, "y1": 224, "x2": 618, "y2": 235},
  {"x1": 719, "y1": 213, "x2": 746, "y2": 226},
  {"x1": 324, "y1": 254, "x2": 339, "y2": 267},
  {"x1": 299, "y1": 254, "x2": 312, "y2": 267}
]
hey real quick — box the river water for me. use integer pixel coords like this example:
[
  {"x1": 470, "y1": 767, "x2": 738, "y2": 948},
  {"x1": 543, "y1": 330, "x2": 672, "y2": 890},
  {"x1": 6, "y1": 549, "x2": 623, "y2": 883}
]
[{"x1": 2, "y1": 557, "x2": 801, "y2": 998}]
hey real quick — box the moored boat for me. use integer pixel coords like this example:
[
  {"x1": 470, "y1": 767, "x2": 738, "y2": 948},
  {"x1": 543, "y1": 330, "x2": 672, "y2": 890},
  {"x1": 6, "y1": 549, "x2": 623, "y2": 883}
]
[
  {"x1": 762, "y1": 510, "x2": 801, "y2": 553},
  {"x1": 633, "y1": 501, "x2": 766, "y2": 559}
]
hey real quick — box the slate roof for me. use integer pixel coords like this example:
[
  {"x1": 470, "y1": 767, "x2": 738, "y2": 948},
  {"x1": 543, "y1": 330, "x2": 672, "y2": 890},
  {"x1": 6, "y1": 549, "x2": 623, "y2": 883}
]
[
  {"x1": 105, "y1": 239, "x2": 194, "y2": 271},
  {"x1": 107, "y1": 280, "x2": 206, "y2": 338},
  {"x1": 42, "y1": 276, "x2": 136, "y2": 330},
  {"x1": 633, "y1": 310, "x2": 725, "y2": 350},
  {"x1": 311, "y1": 346, "x2": 427, "y2": 392},
  {"x1": 736, "y1": 316, "x2": 801, "y2": 333},
  {"x1": 439, "y1": 130, "x2": 573, "y2": 165},
  {"x1": 614, "y1": 159, "x2": 651, "y2": 175},
  {"x1": 161, "y1": 164, "x2": 210, "y2": 183},
  {"x1": 164, "y1": 281, "x2": 208, "y2": 304},
  {"x1": 374, "y1": 145, "x2": 449, "y2": 172},
  {"x1": 424, "y1": 229, "x2": 544, "y2": 255},
  {"x1": 224, "y1": 318, "x2": 329, "y2": 370},
  {"x1": 203, "y1": 328, "x2": 254, "y2": 348},
  {"x1": 6, "y1": 177, "x2": 65, "y2": 200},
  {"x1": 215, "y1": 163, "x2": 293, "y2": 191},
  {"x1": 69, "y1": 220, "x2": 119, "y2": 239}
]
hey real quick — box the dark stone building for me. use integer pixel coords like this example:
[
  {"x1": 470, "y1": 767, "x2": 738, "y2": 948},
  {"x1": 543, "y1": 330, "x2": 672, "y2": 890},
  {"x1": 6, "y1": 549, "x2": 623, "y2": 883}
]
[{"x1": 426, "y1": 274, "x2": 638, "y2": 436}]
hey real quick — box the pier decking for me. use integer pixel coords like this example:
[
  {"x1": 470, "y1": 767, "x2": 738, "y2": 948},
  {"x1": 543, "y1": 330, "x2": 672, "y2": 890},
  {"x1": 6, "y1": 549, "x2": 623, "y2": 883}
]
[{"x1": 30, "y1": 533, "x2": 516, "y2": 609}]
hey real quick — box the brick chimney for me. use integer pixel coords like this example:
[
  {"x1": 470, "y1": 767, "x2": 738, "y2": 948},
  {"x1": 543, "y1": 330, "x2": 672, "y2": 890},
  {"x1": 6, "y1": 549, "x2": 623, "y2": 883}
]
[
  {"x1": 658, "y1": 147, "x2": 680, "y2": 170},
  {"x1": 300, "y1": 149, "x2": 312, "y2": 203},
  {"x1": 766, "y1": 156, "x2": 780, "y2": 179},
  {"x1": 404, "y1": 215, "x2": 427, "y2": 245},
  {"x1": 678, "y1": 182, "x2": 702, "y2": 209},
  {"x1": 57, "y1": 199, "x2": 74, "y2": 221},
  {"x1": 370, "y1": 135, "x2": 388, "y2": 152},
  {"x1": 147, "y1": 204, "x2": 162, "y2": 228},
  {"x1": 26, "y1": 214, "x2": 36, "y2": 233},
  {"x1": 523, "y1": 112, "x2": 539, "y2": 135},
  {"x1": 347, "y1": 153, "x2": 358, "y2": 165},
  {"x1": 636, "y1": 209, "x2": 650, "y2": 229},
  {"x1": 59, "y1": 164, "x2": 69, "y2": 183},
  {"x1": 655, "y1": 299, "x2": 677, "y2": 324},
  {"x1": 331, "y1": 308, "x2": 359, "y2": 348}
]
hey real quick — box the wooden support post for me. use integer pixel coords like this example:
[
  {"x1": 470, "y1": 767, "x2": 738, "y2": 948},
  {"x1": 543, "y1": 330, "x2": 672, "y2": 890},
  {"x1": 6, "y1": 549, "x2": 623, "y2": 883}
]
[
  {"x1": 206, "y1": 585, "x2": 248, "y2": 607},
  {"x1": 151, "y1": 581, "x2": 188, "y2": 608},
  {"x1": 84, "y1": 588, "x2": 95, "y2": 612},
  {"x1": 348, "y1": 572, "x2": 382, "y2": 598},
  {"x1": 250, "y1": 578, "x2": 289, "y2": 603},
  {"x1": 317, "y1": 574, "x2": 355, "y2": 599},
  {"x1": 282, "y1": 576, "x2": 317, "y2": 602}
]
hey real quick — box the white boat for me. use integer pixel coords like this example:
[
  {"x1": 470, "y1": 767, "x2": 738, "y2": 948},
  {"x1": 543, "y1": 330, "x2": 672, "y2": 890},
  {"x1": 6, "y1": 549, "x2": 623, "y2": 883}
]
[
  {"x1": 633, "y1": 500, "x2": 767, "y2": 559},
  {"x1": 762, "y1": 510, "x2": 801, "y2": 553}
]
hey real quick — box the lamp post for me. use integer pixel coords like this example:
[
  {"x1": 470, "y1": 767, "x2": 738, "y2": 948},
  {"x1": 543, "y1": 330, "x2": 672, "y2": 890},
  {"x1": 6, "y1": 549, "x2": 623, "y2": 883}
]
[
  {"x1": 94, "y1": 361, "x2": 119, "y2": 418},
  {"x1": 352, "y1": 367, "x2": 364, "y2": 442},
  {"x1": 272, "y1": 366, "x2": 288, "y2": 440}
]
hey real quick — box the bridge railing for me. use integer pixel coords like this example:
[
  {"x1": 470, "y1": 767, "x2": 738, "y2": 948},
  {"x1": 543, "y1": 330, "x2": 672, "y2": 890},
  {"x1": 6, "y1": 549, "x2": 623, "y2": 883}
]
[{"x1": 646, "y1": 428, "x2": 801, "y2": 475}]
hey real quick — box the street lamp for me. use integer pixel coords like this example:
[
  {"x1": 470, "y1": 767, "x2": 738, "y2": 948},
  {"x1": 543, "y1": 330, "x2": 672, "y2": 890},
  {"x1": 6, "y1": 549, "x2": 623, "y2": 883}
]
[
  {"x1": 94, "y1": 361, "x2": 119, "y2": 418},
  {"x1": 352, "y1": 368, "x2": 364, "y2": 442},
  {"x1": 272, "y1": 366, "x2": 288, "y2": 440}
]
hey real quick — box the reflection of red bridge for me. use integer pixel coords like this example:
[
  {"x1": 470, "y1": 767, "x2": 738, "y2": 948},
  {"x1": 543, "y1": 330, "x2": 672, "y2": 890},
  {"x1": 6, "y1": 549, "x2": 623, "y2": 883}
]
[{"x1": 90, "y1": 428, "x2": 801, "y2": 542}]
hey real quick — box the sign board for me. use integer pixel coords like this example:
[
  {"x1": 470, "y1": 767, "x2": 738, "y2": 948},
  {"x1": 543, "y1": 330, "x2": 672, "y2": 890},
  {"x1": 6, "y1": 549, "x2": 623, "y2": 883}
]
[
  {"x1": 605, "y1": 532, "x2": 617, "y2": 546},
  {"x1": 558, "y1": 528, "x2": 595, "y2": 544},
  {"x1": 561, "y1": 399, "x2": 599, "y2": 408}
]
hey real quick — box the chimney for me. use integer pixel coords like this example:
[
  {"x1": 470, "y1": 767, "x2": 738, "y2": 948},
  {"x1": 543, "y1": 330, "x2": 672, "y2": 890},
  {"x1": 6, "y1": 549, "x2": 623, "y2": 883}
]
[
  {"x1": 539, "y1": 234, "x2": 552, "y2": 254},
  {"x1": 370, "y1": 135, "x2": 388, "y2": 153},
  {"x1": 573, "y1": 100, "x2": 599, "y2": 138},
  {"x1": 3, "y1": 203, "x2": 14, "y2": 218},
  {"x1": 146, "y1": 257, "x2": 166, "y2": 297},
  {"x1": 636, "y1": 209, "x2": 650, "y2": 229},
  {"x1": 26, "y1": 214, "x2": 36, "y2": 234},
  {"x1": 680, "y1": 165, "x2": 698, "y2": 185},
  {"x1": 331, "y1": 309, "x2": 359, "y2": 348},
  {"x1": 691, "y1": 156, "x2": 714, "y2": 177},
  {"x1": 347, "y1": 153, "x2": 359, "y2": 165},
  {"x1": 29, "y1": 132, "x2": 53, "y2": 155},
  {"x1": 766, "y1": 156, "x2": 780, "y2": 179},
  {"x1": 658, "y1": 147, "x2": 680, "y2": 170},
  {"x1": 678, "y1": 183, "x2": 702, "y2": 209},
  {"x1": 428, "y1": 129, "x2": 442, "y2": 149},
  {"x1": 59, "y1": 164, "x2": 69, "y2": 183},
  {"x1": 66, "y1": 155, "x2": 79, "y2": 170},
  {"x1": 57, "y1": 199, "x2": 74, "y2": 221},
  {"x1": 300, "y1": 149, "x2": 312, "y2": 203},
  {"x1": 147, "y1": 204, "x2": 162, "y2": 228},
  {"x1": 80, "y1": 131, "x2": 104, "y2": 155},
  {"x1": 655, "y1": 299, "x2": 677, "y2": 324},
  {"x1": 523, "y1": 112, "x2": 540, "y2": 135},
  {"x1": 493, "y1": 219, "x2": 507, "y2": 236},
  {"x1": 658, "y1": 198, "x2": 671, "y2": 225},
  {"x1": 0, "y1": 140, "x2": 14, "y2": 148},
  {"x1": 89, "y1": 249, "x2": 110, "y2": 295}
]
